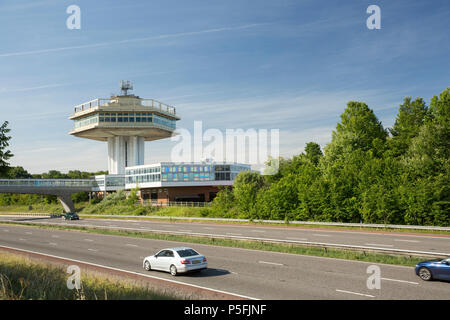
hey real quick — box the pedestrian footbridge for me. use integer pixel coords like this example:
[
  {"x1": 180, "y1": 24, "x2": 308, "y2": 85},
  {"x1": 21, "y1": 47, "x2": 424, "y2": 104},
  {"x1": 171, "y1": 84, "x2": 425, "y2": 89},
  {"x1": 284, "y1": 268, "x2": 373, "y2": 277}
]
[{"x1": 0, "y1": 179, "x2": 96, "y2": 213}]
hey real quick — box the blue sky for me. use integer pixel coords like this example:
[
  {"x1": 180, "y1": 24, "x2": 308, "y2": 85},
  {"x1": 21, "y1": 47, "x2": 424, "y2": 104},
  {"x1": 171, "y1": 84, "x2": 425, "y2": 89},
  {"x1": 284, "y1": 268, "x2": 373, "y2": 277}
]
[{"x1": 0, "y1": 0, "x2": 449, "y2": 173}]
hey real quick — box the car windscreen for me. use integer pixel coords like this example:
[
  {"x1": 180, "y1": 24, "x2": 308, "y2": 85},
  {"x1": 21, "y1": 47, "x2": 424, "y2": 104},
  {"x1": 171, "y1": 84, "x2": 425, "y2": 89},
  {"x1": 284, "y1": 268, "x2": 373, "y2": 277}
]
[{"x1": 177, "y1": 249, "x2": 199, "y2": 257}]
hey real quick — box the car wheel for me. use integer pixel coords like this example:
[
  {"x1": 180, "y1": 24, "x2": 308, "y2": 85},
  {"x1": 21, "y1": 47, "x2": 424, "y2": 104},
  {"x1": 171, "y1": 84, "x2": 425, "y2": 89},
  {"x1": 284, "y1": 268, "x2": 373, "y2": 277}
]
[
  {"x1": 144, "y1": 260, "x2": 151, "y2": 271},
  {"x1": 170, "y1": 265, "x2": 178, "y2": 276},
  {"x1": 418, "y1": 267, "x2": 432, "y2": 281}
]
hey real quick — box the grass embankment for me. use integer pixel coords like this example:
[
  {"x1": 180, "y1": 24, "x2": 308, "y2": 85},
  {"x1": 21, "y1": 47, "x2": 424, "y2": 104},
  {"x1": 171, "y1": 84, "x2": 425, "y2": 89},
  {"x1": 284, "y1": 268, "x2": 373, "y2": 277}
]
[
  {"x1": 0, "y1": 202, "x2": 87, "y2": 214},
  {"x1": 0, "y1": 251, "x2": 176, "y2": 300},
  {"x1": 79, "y1": 190, "x2": 213, "y2": 217},
  {"x1": 1, "y1": 203, "x2": 449, "y2": 235},
  {"x1": 0, "y1": 221, "x2": 429, "y2": 267}
]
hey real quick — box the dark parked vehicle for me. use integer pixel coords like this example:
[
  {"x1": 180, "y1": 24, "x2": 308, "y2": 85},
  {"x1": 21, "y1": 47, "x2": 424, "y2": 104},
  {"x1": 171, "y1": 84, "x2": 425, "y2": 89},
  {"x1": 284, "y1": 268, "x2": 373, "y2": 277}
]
[
  {"x1": 62, "y1": 212, "x2": 79, "y2": 220},
  {"x1": 415, "y1": 258, "x2": 450, "y2": 281}
]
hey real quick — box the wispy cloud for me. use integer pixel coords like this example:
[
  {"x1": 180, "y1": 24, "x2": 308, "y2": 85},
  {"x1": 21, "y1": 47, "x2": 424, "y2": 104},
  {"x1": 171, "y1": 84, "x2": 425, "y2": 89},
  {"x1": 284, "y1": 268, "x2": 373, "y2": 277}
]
[
  {"x1": 0, "y1": 23, "x2": 266, "y2": 58},
  {"x1": 0, "y1": 83, "x2": 71, "y2": 93}
]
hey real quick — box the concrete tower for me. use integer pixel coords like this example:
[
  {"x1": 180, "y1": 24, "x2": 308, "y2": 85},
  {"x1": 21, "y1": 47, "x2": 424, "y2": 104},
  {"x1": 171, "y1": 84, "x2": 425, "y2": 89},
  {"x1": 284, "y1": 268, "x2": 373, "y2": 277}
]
[{"x1": 69, "y1": 81, "x2": 180, "y2": 174}]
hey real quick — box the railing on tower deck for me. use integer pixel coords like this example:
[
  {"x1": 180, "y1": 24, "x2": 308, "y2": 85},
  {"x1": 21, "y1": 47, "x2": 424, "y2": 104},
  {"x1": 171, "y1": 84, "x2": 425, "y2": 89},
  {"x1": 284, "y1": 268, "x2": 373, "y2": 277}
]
[
  {"x1": 0, "y1": 179, "x2": 97, "y2": 188},
  {"x1": 73, "y1": 98, "x2": 177, "y2": 117}
]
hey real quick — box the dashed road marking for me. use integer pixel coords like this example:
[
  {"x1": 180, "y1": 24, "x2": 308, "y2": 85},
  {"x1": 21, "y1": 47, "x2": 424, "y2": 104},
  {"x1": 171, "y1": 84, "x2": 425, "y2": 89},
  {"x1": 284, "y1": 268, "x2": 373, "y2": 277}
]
[
  {"x1": 365, "y1": 243, "x2": 394, "y2": 247},
  {"x1": 381, "y1": 278, "x2": 419, "y2": 285},
  {"x1": 258, "y1": 261, "x2": 284, "y2": 266},
  {"x1": 336, "y1": 289, "x2": 375, "y2": 298}
]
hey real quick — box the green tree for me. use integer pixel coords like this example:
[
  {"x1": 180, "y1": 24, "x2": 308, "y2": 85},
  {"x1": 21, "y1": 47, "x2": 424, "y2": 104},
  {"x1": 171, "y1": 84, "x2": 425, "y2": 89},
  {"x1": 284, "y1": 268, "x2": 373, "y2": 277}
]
[
  {"x1": 127, "y1": 186, "x2": 140, "y2": 205},
  {"x1": 6, "y1": 166, "x2": 32, "y2": 179},
  {"x1": 323, "y1": 101, "x2": 387, "y2": 164},
  {"x1": 210, "y1": 186, "x2": 237, "y2": 218},
  {"x1": 404, "y1": 88, "x2": 449, "y2": 177},
  {"x1": 304, "y1": 142, "x2": 323, "y2": 166},
  {"x1": 233, "y1": 171, "x2": 266, "y2": 218},
  {"x1": 0, "y1": 121, "x2": 13, "y2": 177},
  {"x1": 399, "y1": 88, "x2": 450, "y2": 226},
  {"x1": 320, "y1": 102, "x2": 389, "y2": 222},
  {"x1": 358, "y1": 156, "x2": 404, "y2": 224},
  {"x1": 388, "y1": 97, "x2": 428, "y2": 157}
]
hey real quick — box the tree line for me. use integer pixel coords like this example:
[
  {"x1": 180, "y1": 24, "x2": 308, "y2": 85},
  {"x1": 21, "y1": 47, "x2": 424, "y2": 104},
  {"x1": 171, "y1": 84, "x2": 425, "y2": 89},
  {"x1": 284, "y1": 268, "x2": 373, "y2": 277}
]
[
  {"x1": 211, "y1": 88, "x2": 449, "y2": 226},
  {"x1": 0, "y1": 133, "x2": 106, "y2": 205}
]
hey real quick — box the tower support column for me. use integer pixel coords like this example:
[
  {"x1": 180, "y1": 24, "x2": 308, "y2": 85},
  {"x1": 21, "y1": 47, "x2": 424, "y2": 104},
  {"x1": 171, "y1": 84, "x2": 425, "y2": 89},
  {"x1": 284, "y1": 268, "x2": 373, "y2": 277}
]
[
  {"x1": 107, "y1": 137, "x2": 115, "y2": 174},
  {"x1": 113, "y1": 136, "x2": 126, "y2": 174},
  {"x1": 138, "y1": 136, "x2": 145, "y2": 165}
]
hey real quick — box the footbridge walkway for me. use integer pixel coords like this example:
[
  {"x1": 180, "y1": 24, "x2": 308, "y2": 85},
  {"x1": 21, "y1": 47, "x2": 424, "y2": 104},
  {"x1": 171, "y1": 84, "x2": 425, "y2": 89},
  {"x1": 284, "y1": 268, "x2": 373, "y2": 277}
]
[{"x1": 0, "y1": 179, "x2": 96, "y2": 213}]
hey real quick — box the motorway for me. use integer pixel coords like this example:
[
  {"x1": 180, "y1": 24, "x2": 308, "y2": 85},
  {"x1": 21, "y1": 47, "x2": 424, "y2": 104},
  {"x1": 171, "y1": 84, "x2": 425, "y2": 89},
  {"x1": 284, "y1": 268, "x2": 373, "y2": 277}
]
[
  {"x1": 0, "y1": 222, "x2": 449, "y2": 299},
  {"x1": 0, "y1": 216, "x2": 449, "y2": 255}
]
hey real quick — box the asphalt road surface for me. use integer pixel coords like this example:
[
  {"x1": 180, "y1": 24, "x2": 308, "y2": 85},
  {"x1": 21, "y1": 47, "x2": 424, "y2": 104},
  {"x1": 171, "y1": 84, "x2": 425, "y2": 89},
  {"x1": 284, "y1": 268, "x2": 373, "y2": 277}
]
[
  {"x1": 0, "y1": 223, "x2": 449, "y2": 299},
  {"x1": 0, "y1": 216, "x2": 449, "y2": 255}
]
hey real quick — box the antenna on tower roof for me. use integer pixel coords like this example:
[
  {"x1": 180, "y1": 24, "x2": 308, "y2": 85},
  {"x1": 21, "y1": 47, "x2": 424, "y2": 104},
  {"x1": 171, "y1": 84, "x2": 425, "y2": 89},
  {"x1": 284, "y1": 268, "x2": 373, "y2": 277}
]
[{"x1": 120, "y1": 80, "x2": 133, "y2": 96}]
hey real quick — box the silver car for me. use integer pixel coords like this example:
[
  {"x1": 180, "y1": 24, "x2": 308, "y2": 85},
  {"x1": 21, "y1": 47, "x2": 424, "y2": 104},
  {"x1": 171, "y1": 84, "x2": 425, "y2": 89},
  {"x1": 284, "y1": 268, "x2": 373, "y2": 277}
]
[{"x1": 143, "y1": 247, "x2": 207, "y2": 276}]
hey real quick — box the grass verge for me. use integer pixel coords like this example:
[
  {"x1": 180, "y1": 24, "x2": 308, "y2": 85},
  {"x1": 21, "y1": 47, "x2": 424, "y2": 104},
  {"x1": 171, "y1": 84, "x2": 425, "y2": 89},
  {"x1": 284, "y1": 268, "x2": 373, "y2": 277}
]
[
  {"x1": 1, "y1": 204, "x2": 448, "y2": 235},
  {"x1": 0, "y1": 251, "x2": 177, "y2": 300},
  {"x1": 0, "y1": 221, "x2": 430, "y2": 267},
  {"x1": 76, "y1": 214, "x2": 450, "y2": 235}
]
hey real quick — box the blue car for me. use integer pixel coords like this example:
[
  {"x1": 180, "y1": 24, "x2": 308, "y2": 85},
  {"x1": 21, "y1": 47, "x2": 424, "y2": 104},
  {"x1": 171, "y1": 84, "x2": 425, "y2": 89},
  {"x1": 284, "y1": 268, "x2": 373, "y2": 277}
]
[{"x1": 415, "y1": 257, "x2": 450, "y2": 281}]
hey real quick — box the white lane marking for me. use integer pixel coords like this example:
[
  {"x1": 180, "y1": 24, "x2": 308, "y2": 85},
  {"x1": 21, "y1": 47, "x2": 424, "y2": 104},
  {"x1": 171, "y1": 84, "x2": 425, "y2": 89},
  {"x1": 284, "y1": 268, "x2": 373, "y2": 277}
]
[
  {"x1": 178, "y1": 229, "x2": 192, "y2": 232},
  {"x1": 3, "y1": 229, "x2": 9, "y2": 232},
  {"x1": 336, "y1": 289, "x2": 375, "y2": 298},
  {"x1": 365, "y1": 243, "x2": 394, "y2": 247},
  {"x1": 84, "y1": 239, "x2": 94, "y2": 242},
  {"x1": 88, "y1": 248, "x2": 98, "y2": 252},
  {"x1": 313, "y1": 234, "x2": 331, "y2": 237},
  {"x1": 125, "y1": 244, "x2": 138, "y2": 247},
  {"x1": 252, "y1": 230, "x2": 265, "y2": 233},
  {"x1": 203, "y1": 227, "x2": 214, "y2": 230},
  {"x1": 258, "y1": 261, "x2": 284, "y2": 266},
  {"x1": 394, "y1": 239, "x2": 420, "y2": 243},
  {"x1": 51, "y1": 235, "x2": 59, "y2": 238},
  {"x1": 19, "y1": 238, "x2": 27, "y2": 241},
  {"x1": 10, "y1": 220, "x2": 450, "y2": 257},
  {"x1": 381, "y1": 278, "x2": 419, "y2": 285},
  {"x1": 227, "y1": 233, "x2": 242, "y2": 236},
  {"x1": 25, "y1": 232, "x2": 32, "y2": 235},
  {"x1": 286, "y1": 237, "x2": 308, "y2": 241},
  {"x1": 49, "y1": 242, "x2": 58, "y2": 246},
  {"x1": 0, "y1": 244, "x2": 259, "y2": 300},
  {"x1": 11, "y1": 216, "x2": 449, "y2": 239}
]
